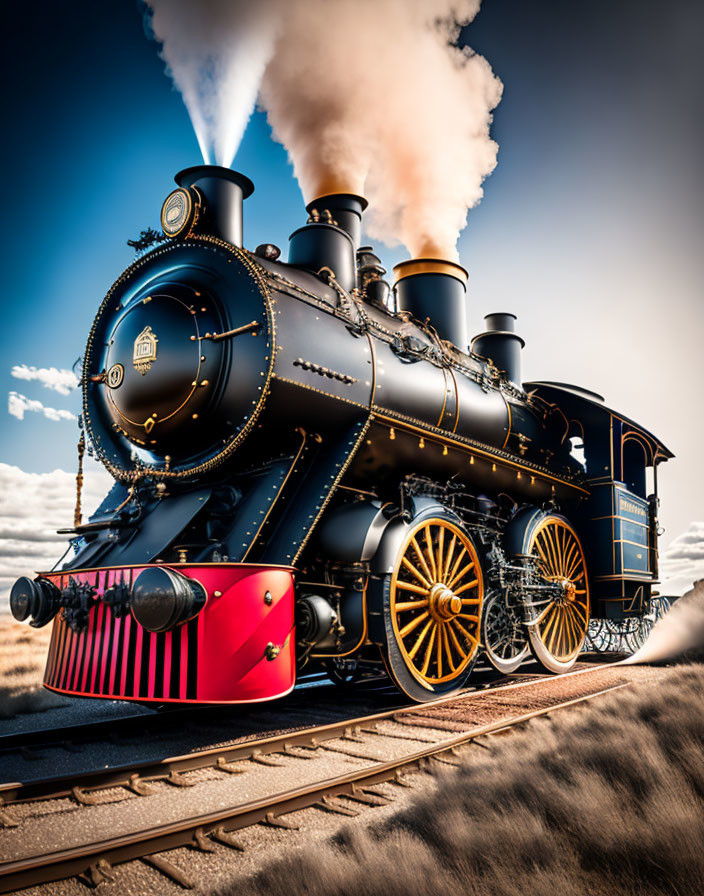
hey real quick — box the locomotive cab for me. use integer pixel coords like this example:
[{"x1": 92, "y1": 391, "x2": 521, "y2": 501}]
[{"x1": 524, "y1": 381, "x2": 673, "y2": 620}]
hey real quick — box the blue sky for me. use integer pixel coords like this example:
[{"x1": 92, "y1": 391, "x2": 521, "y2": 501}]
[{"x1": 1, "y1": 1, "x2": 702, "y2": 584}]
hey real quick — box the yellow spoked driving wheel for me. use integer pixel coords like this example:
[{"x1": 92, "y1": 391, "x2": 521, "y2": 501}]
[
  {"x1": 385, "y1": 515, "x2": 484, "y2": 700},
  {"x1": 526, "y1": 515, "x2": 590, "y2": 672}
]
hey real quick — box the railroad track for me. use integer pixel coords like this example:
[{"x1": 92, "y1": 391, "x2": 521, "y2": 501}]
[
  {"x1": 0, "y1": 661, "x2": 635, "y2": 894},
  {"x1": 0, "y1": 661, "x2": 600, "y2": 804},
  {"x1": 0, "y1": 670, "x2": 399, "y2": 771}
]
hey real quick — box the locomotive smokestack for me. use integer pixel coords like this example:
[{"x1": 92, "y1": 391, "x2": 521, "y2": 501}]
[
  {"x1": 288, "y1": 193, "x2": 367, "y2": 294},
  {"x1": 393, "y1": 259, "x2": 469, "y2": 351},
  {"x1": 305, "y1": 194, "x2": 367, "y2": 250},
  {"x1": 162, "y1": 165, "x2": 254, "y2": 247}
]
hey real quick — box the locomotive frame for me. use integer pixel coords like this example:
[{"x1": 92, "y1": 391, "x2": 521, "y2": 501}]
[{"x1": 9, "y1": 165, "x2": 672, "y2": 704}]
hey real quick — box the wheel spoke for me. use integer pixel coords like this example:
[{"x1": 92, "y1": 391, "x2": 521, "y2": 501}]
[
  {"x1": 442, "y1": 533, "x2": 457, "y2": 581},
  {"x1": 566, "y1": 603, "x2": 586, "y2": 639},
  {"x1": 535, "y1": 532, "x2": 552, "y2": 573},
  {"x1": 410, "y1": 537, "x2": 434, "y2": 584},
  {"x1": 569, "y1": 601, "x2": 588, "y2": 626},
  {"x1": 448, "y1": 561, "x2": 475, "y2": 590},
  {"x1": 407, "y1": 617, "x2": 434, "y2": 659},
  {"x1": 540, "y1": 605, "x2": 559, "y2": 646},
  {"x1": 555, "y1": 527, "x2": 564, "y2": 575},
  {"x1": 399, "y1": 611, "x2": 430, "y2": 638},
  {"x1": 447, "y1": 619, "x2": 467, "y2": 659},
  {"x1": 396, "y1": 579, "x2": 430, "y2": 596},
  {"x1": 401, "y1": 557, "x2": 431, "y2": 589},
  {"x1": 447, "y1": 546, "x2": 468, "y2": 589},
  {"x1": 436, "y1": 525, "x2": 445, "y2": 584},
  {"x1": 552, "y1": 527, "x2": 565, "y2": 576},
  {"x1": 567, "y1": 607, "x2": 579, "y2": 652},
  {"x1": 552, "y1": 610, "x2": 563, "y2": 657},
  {"x1": 543, "y1": 528, "x2": 560, "y2": 576},
  {"x1": 565, "y1": 552, "x2": 584, "y2": 580},
  {"x1": 394, "y1": 599, "x2": 430, "y2": 612},
  {"x1": 420, "y1": 625, "x2": 437, "y2": 675},
  {"x1": 442, "y1": 624, "x2": 456, "y2": 672},
  {"x1": 559, "y1": 610, "x2": 571, "y2": 657},
  {"x1": 436, "y1": 623, "x2": 443, "y2": 677},
  {"x1": 534, "y1": 539, "x2": 551, "y2": 570},
  {"x1": 560, "y1": 612, "x2": 572, "y2": 656},
  {"x1": 547, "y1": 607, "x2": 563, "y2": 654},
  {"x1": 560, "y1": 528, "x2": 571, "y2": 576},
  {"x1": 562, "y1": 540, "x2": 578, "y2": 578},
  {"x1": 423, "y1": 525, "x2": 437, "y2": 580},
  {"x1": 457, "y1": 613, "x2": 479, "y2": 623},
  {"x1": 454, "y1": 578, "x2": 478, "y2": 596},
  {"x1": 452, "y1": 617, "x2": 480, "y2": 647}
]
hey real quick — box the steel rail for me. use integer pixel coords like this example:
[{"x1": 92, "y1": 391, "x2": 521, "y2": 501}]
[
  {"x1": 0, "y1": 661, "x2": 621, "y2": 806},
  {"x1": 0, "y1": 672, "x2": 340, "y2": 754},
  {"x1": 0, "y1": 682, "x2": 629, "y2": 894},
  {"x1": 0, "y1": 708, "x2": 192, "y2": 754}
]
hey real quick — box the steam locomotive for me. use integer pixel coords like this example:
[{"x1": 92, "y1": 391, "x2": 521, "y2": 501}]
[{"x1": 9, "y1": 166, "x2": 672, "y2": 703}]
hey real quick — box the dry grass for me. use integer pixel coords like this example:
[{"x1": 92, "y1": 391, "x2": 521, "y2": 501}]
[
  {"x1": 0, "y1": 618, "x2": 68, "y2": 718},
  {"x1": 218, "y1": 665, "x2": 704, "y2": 896}
]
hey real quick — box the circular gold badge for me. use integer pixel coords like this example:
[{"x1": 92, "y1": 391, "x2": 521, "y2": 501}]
[
  {"x1": 107, "y1": 363, "x2": 124, "y2": 389},
  {"x1": 161, "y1": 188, "x2": 194, "y2": 237}
]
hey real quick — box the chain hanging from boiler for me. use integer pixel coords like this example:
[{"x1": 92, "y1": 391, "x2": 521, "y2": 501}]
[{"x1": 73, "y1": 425, "x2": 85, "y2": 528}]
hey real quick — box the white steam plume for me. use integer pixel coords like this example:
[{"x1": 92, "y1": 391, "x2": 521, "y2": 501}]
[
  {"x1": 145, "y1": 0, "x2": 278, "y2": 167},
  {"x1": 260, "y1": 0, "x2": 502, "y2": 261},
  {"x1": 144, "y1": 0, "x2": 501, "y2": 260},
  {"x1": 623, "y1": 580, "x2": 704, "y2": 665}
]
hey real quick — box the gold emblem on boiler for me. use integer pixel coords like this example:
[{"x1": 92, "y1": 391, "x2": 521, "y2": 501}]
[{"x1": 133, "y1": 326, "x2": 158, "y2": 375}]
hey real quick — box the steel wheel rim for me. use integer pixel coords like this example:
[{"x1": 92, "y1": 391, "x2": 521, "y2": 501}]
[
  {"x1": 529, "y1": 518, "x2": 589, "y2": 663},
  {"x1": 390, "y1": 518, "x2": 483, "y2": 686}
]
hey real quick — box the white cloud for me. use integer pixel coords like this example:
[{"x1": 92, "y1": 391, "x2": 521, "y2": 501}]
[
  {"x1": 0, "y1": 461, "x2": 113, "y2": 611},
  {"x1": 11, "y1": 365, "x2": 79, "y2": 396},
  {"x1": 660, "y1": 521, "x2": 704, "y2": 597},
  {"x1": 8, "y1": 392, "x2": 76, "y2": 423}
]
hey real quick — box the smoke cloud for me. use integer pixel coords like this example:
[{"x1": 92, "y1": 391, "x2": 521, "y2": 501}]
[
  {"x1": 623, "y1": 580, "x2": 704, "y2": 665},
  {"x1": 145, "y1": 0, "x2": 501, "y2": 261},
  {"x1": 261, "y1": 0, "x2": 502, "y2": 261}
]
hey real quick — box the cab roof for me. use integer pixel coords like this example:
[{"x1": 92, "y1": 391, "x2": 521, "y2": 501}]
[{"x1": 524, "y1": 380, "x2": 674, "y2": 462}]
